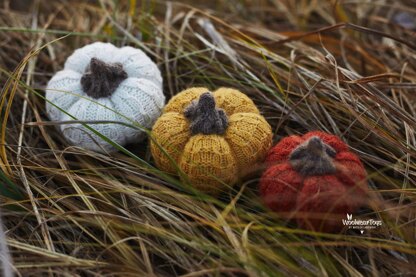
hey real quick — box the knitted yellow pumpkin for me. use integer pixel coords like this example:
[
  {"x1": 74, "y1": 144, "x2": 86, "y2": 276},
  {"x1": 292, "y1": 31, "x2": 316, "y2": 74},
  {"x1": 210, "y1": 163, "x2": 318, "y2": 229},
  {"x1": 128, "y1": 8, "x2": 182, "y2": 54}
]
[{"x1": 150, "y1": 87, "x2": 272, "y2": 194}]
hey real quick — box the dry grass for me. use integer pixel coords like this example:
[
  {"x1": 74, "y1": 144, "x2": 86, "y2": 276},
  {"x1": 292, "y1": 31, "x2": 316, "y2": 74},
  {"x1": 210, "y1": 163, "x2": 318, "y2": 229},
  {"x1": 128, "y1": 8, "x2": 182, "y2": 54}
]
[{"x1": 0, "y1": 0, "x2": 415, "y2": 276}]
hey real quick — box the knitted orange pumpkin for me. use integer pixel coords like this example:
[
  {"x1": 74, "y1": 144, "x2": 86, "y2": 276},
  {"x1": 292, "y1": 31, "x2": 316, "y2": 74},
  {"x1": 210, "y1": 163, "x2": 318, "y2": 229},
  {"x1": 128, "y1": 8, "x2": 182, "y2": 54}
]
[
  {"x1": 259, "y1": 131, "x2": 368, "y2": 232},
  {"x1": 151, "y1": 87, "x2": 272, "y2": 194}
]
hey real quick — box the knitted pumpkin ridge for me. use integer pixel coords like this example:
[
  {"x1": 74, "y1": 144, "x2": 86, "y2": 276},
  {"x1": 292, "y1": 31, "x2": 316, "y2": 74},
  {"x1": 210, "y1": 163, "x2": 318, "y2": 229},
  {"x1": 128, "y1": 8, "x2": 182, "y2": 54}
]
[
  {"x1": 46, "y1": 42, "x2": 165, "y2": 153},
  {"x1": 151, "y1": 87, "x2": 273, "y2": 194},
  {"x1": 259, "y1": 131, "x2": 368, "y2": 232}
]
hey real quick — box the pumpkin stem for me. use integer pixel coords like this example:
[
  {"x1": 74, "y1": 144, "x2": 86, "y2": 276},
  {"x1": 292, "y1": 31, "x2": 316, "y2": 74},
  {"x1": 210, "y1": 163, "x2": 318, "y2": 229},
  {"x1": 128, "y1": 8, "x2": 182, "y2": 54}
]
[
  {"x1": 289, "y1": 136, "x2": 337, "y2": 176},
  {"x1": 80, "y1": 58, "x2": 128, "y2": 99},
  {"x1": 184, "y1": 92, "x2": 228, "y2": 135}
]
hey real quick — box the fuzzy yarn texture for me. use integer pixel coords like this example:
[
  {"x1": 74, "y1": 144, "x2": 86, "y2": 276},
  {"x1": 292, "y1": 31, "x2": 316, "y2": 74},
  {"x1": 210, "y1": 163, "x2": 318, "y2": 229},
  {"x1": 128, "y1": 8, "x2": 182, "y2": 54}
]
[
  {"x1": 184, "y1": 92, "x2": 228, "y2": 135},
  {"x1": 80, "y1": 57, "x2": 128, "y2": 99},
  {"x1": 150, "y1": 87, "x2": 272, "y2": 195},
  {"x1": 45, "y1": 42, "x2": 165, "y2": 153},
  {"x1": 259, "y1": 131, "x2": 368, "y2": 232}
]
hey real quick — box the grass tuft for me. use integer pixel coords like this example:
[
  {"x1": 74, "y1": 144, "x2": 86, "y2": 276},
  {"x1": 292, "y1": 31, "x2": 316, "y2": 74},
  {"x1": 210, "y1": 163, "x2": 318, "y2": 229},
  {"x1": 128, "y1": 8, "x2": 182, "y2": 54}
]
[{"x1": 0, "y1": 0, "x2": 415, "y2": 276}]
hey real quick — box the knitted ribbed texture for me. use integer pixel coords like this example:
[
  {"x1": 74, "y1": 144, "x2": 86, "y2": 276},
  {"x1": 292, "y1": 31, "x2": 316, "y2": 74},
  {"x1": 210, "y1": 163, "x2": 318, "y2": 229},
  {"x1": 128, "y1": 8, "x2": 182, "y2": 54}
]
[
  {"x1": 259, "y1": 131, "x2": 368, "y2": 232},
  {"x1": 151, "y1": 87, "x2": 272, "y2": 194},
  {"x1": 46, "y1": 42, "x2": 164, "y2": 153},
  {"x1": 179, "y1": 134, "x2": 238, "y2": 194}
]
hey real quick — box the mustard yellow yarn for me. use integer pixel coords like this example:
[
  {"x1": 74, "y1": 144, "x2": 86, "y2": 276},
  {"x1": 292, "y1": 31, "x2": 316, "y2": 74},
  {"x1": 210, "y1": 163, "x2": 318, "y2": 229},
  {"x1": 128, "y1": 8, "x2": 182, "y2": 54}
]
[
  {"x1": 150, "y1": 87, "x2": 272, "y2": 194},
  {"x1": 164, "y1": 87, "x2": 207, "y2": 113},
  {"x1": 151, "y1": 112, "x2": 190, "y2": 173},
  {"x1": 179, "y1": 134, "x2": 238, "y2": 194},
  {"x1": 225, "y1": 112, "x2": 272, "y2": 172},
  {"x1": 213, "y1": 88, "x2": 259, "y2": 115}
]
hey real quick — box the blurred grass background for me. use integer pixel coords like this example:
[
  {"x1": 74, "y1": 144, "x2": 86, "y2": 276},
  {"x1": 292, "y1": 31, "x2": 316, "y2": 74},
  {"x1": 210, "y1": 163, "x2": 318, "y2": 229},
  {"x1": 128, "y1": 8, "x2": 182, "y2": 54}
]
[{"x1": 0, "y1": 0, "x2": 415, "y2": 276}]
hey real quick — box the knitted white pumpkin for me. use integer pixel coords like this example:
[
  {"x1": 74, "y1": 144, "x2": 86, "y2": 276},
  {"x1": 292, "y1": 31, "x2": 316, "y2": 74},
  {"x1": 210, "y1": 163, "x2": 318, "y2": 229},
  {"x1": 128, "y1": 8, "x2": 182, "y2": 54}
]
[{"x1": 46, "y1": 42, "x2": 164, "y2": 152}]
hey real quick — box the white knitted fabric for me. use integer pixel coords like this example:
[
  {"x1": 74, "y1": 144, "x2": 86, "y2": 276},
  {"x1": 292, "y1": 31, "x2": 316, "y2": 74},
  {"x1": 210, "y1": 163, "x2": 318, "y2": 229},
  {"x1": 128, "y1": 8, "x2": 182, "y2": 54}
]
[{"x1": 46, "y1": 42, "x2": 164, "y2": 153}]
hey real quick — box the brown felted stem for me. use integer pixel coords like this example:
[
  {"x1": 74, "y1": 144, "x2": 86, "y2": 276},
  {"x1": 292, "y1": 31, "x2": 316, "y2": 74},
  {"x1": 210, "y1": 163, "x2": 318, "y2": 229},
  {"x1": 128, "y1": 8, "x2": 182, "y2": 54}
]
[
  {"x1": 80, "y1": 58, "x2": 128, "y2": 99},
  {"x1": 289, "y1": 136, "x2": 337, "y2": 176},
  {"x1": 184, "y1": 92, "x2": 228, "y2": 135}
]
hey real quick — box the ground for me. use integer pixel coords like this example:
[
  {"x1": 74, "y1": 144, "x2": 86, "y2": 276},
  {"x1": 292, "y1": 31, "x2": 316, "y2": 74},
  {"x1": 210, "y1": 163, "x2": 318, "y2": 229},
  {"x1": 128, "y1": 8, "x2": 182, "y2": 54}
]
[{"x1": 0, "y1": 0, "x2": 415, "y2": 276}]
